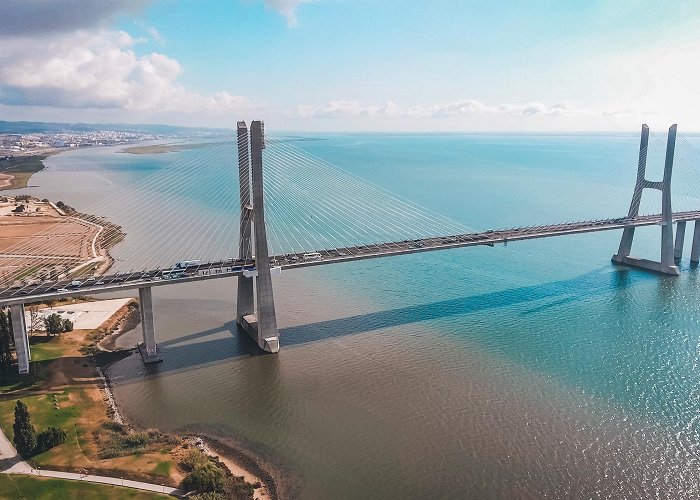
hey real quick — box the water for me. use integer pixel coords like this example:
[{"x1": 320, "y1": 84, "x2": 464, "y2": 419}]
[{"x1": 13, "y1": 133, "x2": 700, "y2": 498}]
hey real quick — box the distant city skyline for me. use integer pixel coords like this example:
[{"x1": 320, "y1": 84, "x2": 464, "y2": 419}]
[{"x1": 0, "y1": 0, "x2": 698, "y2": 131}]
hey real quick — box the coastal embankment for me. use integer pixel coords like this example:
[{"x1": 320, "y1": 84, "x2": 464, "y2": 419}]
[{"x1": 1, "y1": 297, "x2": 277, "y2": 498}]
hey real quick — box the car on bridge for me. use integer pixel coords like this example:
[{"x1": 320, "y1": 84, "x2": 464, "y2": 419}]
[{"x1": 174, "y1": 260, "x2": 202, "y2": 270}]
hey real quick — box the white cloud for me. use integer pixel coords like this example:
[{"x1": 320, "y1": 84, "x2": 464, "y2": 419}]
[
  {"x1": 0, "y1": 29, "x2": 250, "y2": 115},
  {"x1": 291, "y1": 99, "x2": 612, "y2": 120},
  {"x1": 262, "y1": 0, "x2": 315, "y2": 27}
]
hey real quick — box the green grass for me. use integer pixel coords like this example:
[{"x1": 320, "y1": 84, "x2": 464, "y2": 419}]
[
  {"x1": 0, "y1": 474, "x2": 169, "y2": 499},
  {"x1": 0, "y1": 155, "x2": 47, "y2": 190},
  {"x1": 151, "y1": 461, "x2": 171, "y2": 478},
  {"x1": 0, "y1": 389, "x2": 90, "y2": 468},
  {"x1": 0, "y1": 336, "x2": 68, "y2": 392},
  {"x1": 14, "y1": 265, "x2": 41, "y2": 281},
  {"x1": 27, "y1": 336, "x2": 69, "y2": 363}
]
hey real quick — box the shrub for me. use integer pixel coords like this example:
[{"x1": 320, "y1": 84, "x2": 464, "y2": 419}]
[
  {"x1": 36, "y1": 426, "x2": 66, "y2": 453},
  {"x1": 182, "y1": 462, "x2": 225, "y2": 494},
  {"x1": 62, "y1": 319, "x2": 73, "y2": 332},
  {"x1": 181, "y1": 448, "x2": 209, "y2": 472},
  {"x1": 190, "y1": 493, "x2": 226, "y2": 500}
]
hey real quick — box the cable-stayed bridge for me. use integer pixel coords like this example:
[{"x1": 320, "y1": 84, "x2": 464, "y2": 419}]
[{"x1": 2, "y1": 121, "x2": 700, "y2": 373}]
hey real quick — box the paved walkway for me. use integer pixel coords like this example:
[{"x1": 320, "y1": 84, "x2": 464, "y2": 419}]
[{"x1": 0, "y1": 425, "x2": 182, "y2": 497}]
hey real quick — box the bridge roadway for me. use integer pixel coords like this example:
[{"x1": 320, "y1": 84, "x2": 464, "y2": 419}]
[{"x1": 2, "y1": 210, "x2": 699, "y2": 306}]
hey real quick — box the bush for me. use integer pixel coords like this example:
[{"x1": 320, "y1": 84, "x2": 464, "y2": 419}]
[
  {"x1": 62, "y1": 319, "x2": 73, "y2": 332},
  {"x1": 181, "y1": 448, "x2": 208, "y2": 472},
  {"x1": 182, "y1": 462, "x2": 225, "y2": 494},
  {"x1": 35, "y1": 426, "x2": 66, "y2": 453},
  {"x1": 190, "y1": 493, "x2": 226, "y2": 500}
]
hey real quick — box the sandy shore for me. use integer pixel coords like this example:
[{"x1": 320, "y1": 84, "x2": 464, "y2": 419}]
[{"x1": 0, "y1": 174, "x2": 13, "y2": 188}]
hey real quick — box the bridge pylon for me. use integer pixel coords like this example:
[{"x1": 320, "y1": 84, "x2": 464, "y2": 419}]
[
  {"x1": 235, "y1": 121, "x2": 280, "y2": 353},
  {"x1": 612, "y1": 124, "x2": 680, "y2": 275}
]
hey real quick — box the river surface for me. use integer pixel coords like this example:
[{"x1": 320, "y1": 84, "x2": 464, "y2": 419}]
[{"x1": 12, "y1": 132, "x2": 700, "y2": 498}]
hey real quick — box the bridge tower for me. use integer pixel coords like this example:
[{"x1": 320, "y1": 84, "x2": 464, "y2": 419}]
[
  {"x1": 612, "y1": 124, "x2": 680, "y2": 275},
  {"x1": 235, "y1": 121, "x2": 280, "y2": 353}
]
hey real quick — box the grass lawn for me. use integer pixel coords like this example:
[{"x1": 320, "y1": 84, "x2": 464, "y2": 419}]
[
  {"x1": 0, "y1": 332, "x2": 181, "y2": 487},
  {"x1": 0, "y1": 155, "x2": 47, "y2": 190},
  {"x1": 0, "y1": 474, "x2": 169, "y2": 499},
  {"x1": 0, "y1": 389, "x2": 91, "y2": 469},
  {"x1": 0, "y1": 335, "x2": 70, "y2": 393},
  {"x1": 151, "y1": 460, "x2": 171, "y2": 478}
]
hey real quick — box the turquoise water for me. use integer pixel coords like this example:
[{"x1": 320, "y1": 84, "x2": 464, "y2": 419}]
[{"x1": 19, "y1": 133, "x2": 700, "y2": 498}]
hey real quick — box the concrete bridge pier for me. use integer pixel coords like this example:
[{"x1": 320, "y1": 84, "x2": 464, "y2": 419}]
[
  {"x1": 9, "y1": 303, "x2": 30, "y2": 374},
  {"x1": 235, "y1": 120, "x2": 280, "y2": 353},
  {"x1": 691, "y1": 221, "x2": 700, "y2": 264},
  {"x1": 612, "y1": 124, "x2": 680, "y2": 275},
  {"x1": 137, "y1": 287, "x2": 162, "y2": 364},
  {"x1": 674, "y1": 221, "x2": 686, "y2": 260},
  {"x1": 236, "y1": 121, "x2": 255, "y2": 323}
]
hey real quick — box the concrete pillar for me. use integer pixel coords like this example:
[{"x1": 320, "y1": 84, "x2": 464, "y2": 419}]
[
  {"x1": 691, "y1": 220, "x2": 700, "y2": 263},
  {"x1": 238, "y1": 120, "x2": 280, "y2": 353},
  {"x1": 138, "y1": 287, "x2": 160, "y2": 362},
  {"x1": 236, "y1": 121, "x2": 254, "y2": 322},
  {"x1": 615, "y1": 124, "x2": 649, "y2": 258},
  {"x1": 10, "y1": 304, "x2": 30, "y2": 374},
  {"x1": 674, "y1": 221, "x2": 686, "y2": 260},
  {"x1": 660, "y1": 124, "x2": 677, "y2": 270},
  {"x1": 612, "y1": 124, "x2": 680, "y2": 275}
]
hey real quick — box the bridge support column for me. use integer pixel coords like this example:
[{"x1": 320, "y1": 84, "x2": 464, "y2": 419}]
[
  {"x1": 9, "y1": 304, "x2": 30, "y2": 374},
  {"x1": 691, "y1": 220, "x2": 700, "y2": 264},
  {"x1": 236, "y1": 121, "x2": 280, "y2": 353},
  {"x1": 674, "y1": 221, "x2": 686, "y2": 260},
  {"x1": 236, "y1": 121, "x2": 255, "y2": 322},
  {"x1": 612, "y1": 124, "x2": 680, "y2": 275},
  {"x1": 137, "y1": 287, "x2": 162, "y2": 364}
]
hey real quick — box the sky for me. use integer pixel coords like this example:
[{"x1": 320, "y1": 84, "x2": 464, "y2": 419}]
[{"x1": 0, "y1": 0, "x2": 698, "y2": 132}]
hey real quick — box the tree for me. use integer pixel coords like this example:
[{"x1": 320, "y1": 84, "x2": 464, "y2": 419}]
[
  {"x1": 44, "y1": 313, "x2": 64, "y2": 336},
  {"x1": 0, "y1": 309, "x2": 14, "y2": 372},
  {"x1": 182, "y1": 462, "x2": 225, "y2": 494},
  {"x1": 13, "y1": 401, "x2": 36, "y2": 458},
  {"x1": 28, "y1": 305, "x2": 39, "y2": 335}
]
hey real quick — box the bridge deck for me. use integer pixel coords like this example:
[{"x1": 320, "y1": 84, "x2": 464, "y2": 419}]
[{"x1": 2, "y1": 211, "x2": 698, "y2": 306}]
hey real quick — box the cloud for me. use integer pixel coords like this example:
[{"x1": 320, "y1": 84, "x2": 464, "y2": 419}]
[
  {"x1": 0, "y1": 0, "x2": 149, "y2": 37},
  {"x1": 291, "y1": 99, "x2": 609, "y2": 120},
  {"x1": 262, "y1": 0, "x2": 315, "y2": 27},
  {"x1": 0, "y1": 29, "x2": 250, "y2": 114}
]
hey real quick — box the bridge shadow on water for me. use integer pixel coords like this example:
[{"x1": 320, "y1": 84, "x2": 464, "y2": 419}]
[{"x1": 113, "y1": 265, "x2": 670, "y2": 383}]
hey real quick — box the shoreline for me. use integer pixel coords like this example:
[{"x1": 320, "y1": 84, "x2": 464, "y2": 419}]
[{"x1": 97, "y1": 346, "x2": 280, "y2": 499}]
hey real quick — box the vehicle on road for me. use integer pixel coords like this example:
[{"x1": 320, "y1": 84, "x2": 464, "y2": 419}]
[
  {"x1": 303, "y1": 252, "x2": 322, "y2": 261},
  {"x1": 162, "y1": 270, "x2": 186, "y2": 279},
  {"x1": 174, "y1": 260, "x2": 202, "y2": 270}
]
